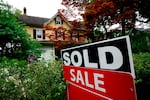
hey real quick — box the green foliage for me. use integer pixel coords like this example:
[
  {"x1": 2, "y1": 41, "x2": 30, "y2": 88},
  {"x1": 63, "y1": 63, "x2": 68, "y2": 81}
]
[
  {"x1": 94, "y1": 29, "x2": 103, "y2": 41},
  {"x1": 130, "y1": 31, "x2": 150, "y2": 53},
  {"x1": 133, "y1": 53, "x2": 150, "y2": 100},
  {"x1": 134, "y1": 53, "x2": 150, "y2": 84},
  {"x1": 0, "y1": 0, "x2": 41, "y2": 60},
  {"x1": 0, "y1": 58, "x2": 66, "y2": 100}
]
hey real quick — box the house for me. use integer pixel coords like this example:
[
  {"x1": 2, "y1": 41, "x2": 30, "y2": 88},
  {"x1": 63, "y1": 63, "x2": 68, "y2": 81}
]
[
  {"x1": 18, "y1": 7, "x2": 87, "y2": 59},
  {"x1": 44, "y1": 10, "x2": 88, "y2": 57},
  {"x1": 18, "y1": 7, "x2": 55, "y2": 61},
  {"x1": 44, "y1": 11, "x2": 87, "y2": 43}
]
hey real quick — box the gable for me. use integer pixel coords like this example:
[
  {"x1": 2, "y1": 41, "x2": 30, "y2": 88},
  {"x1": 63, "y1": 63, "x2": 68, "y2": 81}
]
[{"x1": 44, "y1": 13, "x2": 72, "y2": 30}]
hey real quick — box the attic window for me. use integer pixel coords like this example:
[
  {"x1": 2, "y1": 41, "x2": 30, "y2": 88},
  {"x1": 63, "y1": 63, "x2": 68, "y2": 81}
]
[{"x1": 55, "y1": 16, "x2": 62, "y2": 25}]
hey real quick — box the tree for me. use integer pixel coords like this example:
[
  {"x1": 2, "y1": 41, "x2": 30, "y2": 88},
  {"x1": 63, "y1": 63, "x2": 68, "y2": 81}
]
[
  {"x1": 62, "y1": 0, "x2": 138, "y2": 41},
  {"x1": 138, "y1": 0, "x2": 150, "y2": 22},
  {"x1": 0, "y1": 0, "x2": 41, "y2": 60}
]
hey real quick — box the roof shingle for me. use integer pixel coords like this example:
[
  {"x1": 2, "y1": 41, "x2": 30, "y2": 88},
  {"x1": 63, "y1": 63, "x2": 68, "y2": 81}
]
[{"x1": 18, "y1": 15, "x2": 49, "y2": 28}]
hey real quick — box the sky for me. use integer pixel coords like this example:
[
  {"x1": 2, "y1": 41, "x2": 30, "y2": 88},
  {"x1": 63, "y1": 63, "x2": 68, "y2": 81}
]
[
  {"x1": 3, "y1": 0, "x2": 64, "y2": 18},
  {"x1": 2, "y1": 0, "x2": 150, "y2": 29}
]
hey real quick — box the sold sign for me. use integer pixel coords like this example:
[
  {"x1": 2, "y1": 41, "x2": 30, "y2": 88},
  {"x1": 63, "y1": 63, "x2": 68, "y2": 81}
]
[{"x1": 61, "y1": 36, "x2": 135, "y2": 78}]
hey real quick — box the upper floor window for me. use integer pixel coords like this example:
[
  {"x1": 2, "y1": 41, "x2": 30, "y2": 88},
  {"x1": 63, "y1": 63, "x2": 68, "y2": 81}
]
[
  {"x1": 55, "y1": 16, "x2": 63, "y2": 25},
  {"x1": 33, "y1": 29, "x2": 45, "y2": 40},
  {"x1": 56, "y1": 30, "x2": 64, "y2": 41},
  {"x1": 72, "y1": 33, "x2": 79, "y2": 42}
]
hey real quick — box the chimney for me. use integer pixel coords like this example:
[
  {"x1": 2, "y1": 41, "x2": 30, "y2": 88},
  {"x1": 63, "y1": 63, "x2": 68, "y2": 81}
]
[{"x1": 23, "y1": 7, "x2": 27, "y2": 15}]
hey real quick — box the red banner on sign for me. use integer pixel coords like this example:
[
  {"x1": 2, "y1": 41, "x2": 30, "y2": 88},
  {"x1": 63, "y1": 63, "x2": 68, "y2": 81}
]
[{"x1": 63, "y1": 66, "x2": 137, "y2": 100}]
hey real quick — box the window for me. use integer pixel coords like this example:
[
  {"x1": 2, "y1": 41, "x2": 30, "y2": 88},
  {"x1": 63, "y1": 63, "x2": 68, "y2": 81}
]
[
  {"x1": 56, "y1": 30, "x2": 64, "y2": 40},
  {"x1": 36, "y1": 29, "x2": 43, "y2": 39},
  {"x1": 72, "y1": 33, "x2": 79, "y2": 41},
  {"x1": 55, "y1": 17, "x2": 62, "y2": 25},
  {"x1": 33, "y1": 29, "x2": 45, "y2": 40}
]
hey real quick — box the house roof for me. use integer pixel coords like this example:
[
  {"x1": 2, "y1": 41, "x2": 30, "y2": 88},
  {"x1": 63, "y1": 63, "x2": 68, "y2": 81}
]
[
  {"x1": 18, "y1": 15, "x2": 49, "y2": 28},
  {"x1": 18, "y1": 11, "x2": 85, "y2": 31}
]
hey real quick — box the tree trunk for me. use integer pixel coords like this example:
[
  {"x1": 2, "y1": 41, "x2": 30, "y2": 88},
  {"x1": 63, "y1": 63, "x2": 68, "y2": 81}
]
[{"x1": 121, "y1": 19, "x2": 125, "y2": 36}]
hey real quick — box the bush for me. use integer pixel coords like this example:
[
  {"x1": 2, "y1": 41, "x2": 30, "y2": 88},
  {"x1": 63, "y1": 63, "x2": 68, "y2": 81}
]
[
  {"x1": 0, "y1": 57, "x2": 66, "y2": 100},
  {"x1": 133, "y1": 53, "x2": 150, "y2": 100},
  {"x1": 130, "y1": 31, "x2": 150, "y2": 53}
]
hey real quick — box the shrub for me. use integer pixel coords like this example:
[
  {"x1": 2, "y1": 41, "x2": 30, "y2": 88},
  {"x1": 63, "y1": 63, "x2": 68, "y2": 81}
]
[
  {"x1": 0, "y1": 57, "x2": 66, "y2": 100},
  {"x1": 130, "y1": 31, "x2": 150, "y2": 53},
  {"x1": 134, "y1": 53, "x2": 150, "y2": 84},
  {"x1": 133, "y1": 53, "x2": 150, "y2": 100}
]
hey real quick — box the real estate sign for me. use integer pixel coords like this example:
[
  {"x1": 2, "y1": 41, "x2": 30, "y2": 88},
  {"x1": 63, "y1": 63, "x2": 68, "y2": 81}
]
[
  {"x1": 63, "y1": 66, "x2": 137, "y2": 100},
  {"x1": 61, "y1": 36, "x2": 135, "y2": 78},
  {"x1": 61, "y1": 36, "x2": 136, "y2": 100}
]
